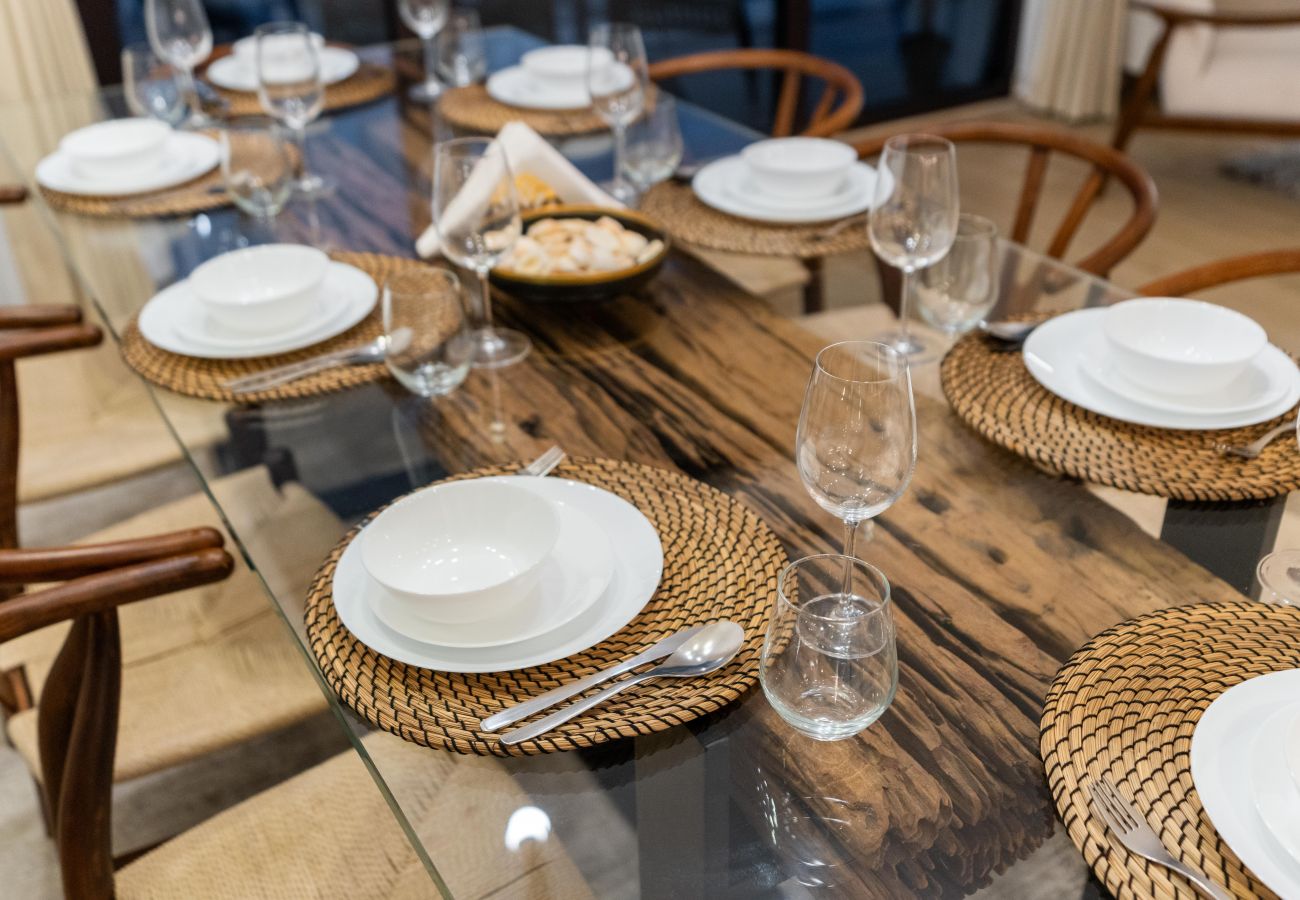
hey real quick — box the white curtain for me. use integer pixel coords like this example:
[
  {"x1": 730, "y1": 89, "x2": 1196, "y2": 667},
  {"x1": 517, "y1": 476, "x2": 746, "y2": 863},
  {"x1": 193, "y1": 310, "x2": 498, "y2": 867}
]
[
  {"x1": 1014, "y1": 0, "x2": 1128, "y2": 122},
  {"x1": 0, "y1": 0, "x2": 97, "y2": 103}
]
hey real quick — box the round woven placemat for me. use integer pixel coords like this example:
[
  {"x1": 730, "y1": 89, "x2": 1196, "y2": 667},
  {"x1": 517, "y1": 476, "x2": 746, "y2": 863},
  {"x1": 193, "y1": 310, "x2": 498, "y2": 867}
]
[
  {"x1": 210, "y1": 61, "x2": 396, "y2": 117},
  {"x1": 439, "y1": 84, "x2": 615, "y2": 136},
  {"x1": 639, "y1": 181, "x2": 873, "y2": 259},
  {"x1": 939, "y1": 332, "x2": 1300, "y2": 501},
  {"x1": 1041, "y1": 602, "x2": 1300, "y2": 900},
  {"x1": 304, "y1": 457, "x2": 785, "y2": 757},
  {"x1": 119, "y1": 251, "x2": 433, "y2": 403}
]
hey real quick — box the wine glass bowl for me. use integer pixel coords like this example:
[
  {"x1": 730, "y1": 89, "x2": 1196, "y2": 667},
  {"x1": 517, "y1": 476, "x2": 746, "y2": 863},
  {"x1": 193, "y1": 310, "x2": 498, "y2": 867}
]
[
  {"x1": 122, "y1": 42, "x2": 189, "y2": 126},
  {"x1": 219, "y1": 118, "x2": 294, "y2": 219},
  {"x1": 399, "y1": 0, "x2": 451, "y2": 102},
  {"x1": 144, "y1": 0, "x2": 212, "y2": 125},
  {"x1": 255, "y1": 21, "x2": 330, "y2": 197},
  {"x1": 915, "y1": 213, "x2": 1000, "y2": 339},
  {"x1": 623, "y1": 95, "x2": 684, "y2": 198},
  {"x1": 587, "y1": 22, "x2": 649, "y2": 205},
  {"x1": 436, "y1": 8, "x2": 486, "y2": 87}
]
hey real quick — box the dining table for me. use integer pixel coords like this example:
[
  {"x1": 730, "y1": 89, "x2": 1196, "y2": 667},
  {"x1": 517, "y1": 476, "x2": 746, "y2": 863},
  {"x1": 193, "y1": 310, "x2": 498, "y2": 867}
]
[{"x1": 0, "y1": 25, "x2": 1284, "y2": 900}]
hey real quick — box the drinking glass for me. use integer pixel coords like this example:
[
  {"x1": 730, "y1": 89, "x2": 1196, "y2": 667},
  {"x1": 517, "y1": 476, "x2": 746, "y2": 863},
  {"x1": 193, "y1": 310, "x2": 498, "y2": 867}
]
[
  {"x1": 122, "y1": 42, "x2": 188, "y2": 126},
  {"x1": 623, "y1": 94, "x2": 684, "y2": 199},
  {"x1": 219, "y1": 118, "x2": 294, "y2": 219},
  {"x1": 796, "y1": 341, "x2": 917, "y2": 572},
  {"x1": 383, "y1": 268, "x2": 474, "y2": 396},
  {"x1": 587, "y1": 22, "x2": 649, "y2": 206},
  {"x1": 1257, "y1": 550, "x2": 1300, "y2": 606},
  {"x1": 399, "y1": 0, "x2": 451, "y2": 102},
  {"x1": 868, "y1": 134, "x2": 960, "y2": 357},
  {"x1": 436, "y1": 8, "x2": 486, "y2": 88},
  {"x1": 915, "y1": 213, "x2": 999, "y2": 340},
  {"x1": 144, "y1": 0, "x2": 212, "y2": 125},
  {"x1": 761, "y1": 554, "x2": 898, "y2": 740},
  {"x1": 255, "y1": 21, "x2": 330, "y2": 197},
  {"x1": 432, "y1": 137, "x2": 528, "y2": 369}
]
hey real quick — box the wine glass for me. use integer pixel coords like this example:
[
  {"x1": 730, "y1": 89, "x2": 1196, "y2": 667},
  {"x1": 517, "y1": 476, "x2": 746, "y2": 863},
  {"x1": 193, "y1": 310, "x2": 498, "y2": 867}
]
[
  {"x1": 219, "y1": 118, "x2": 294, "y2": 219},
  {"x1": 144, "y1": 0, "x2": 212, "y2": 126},
  {"x1": 432, "y1": 137, "x2": 528, "y2": 369},
  {"x1": 399, "y1": 0, "x2": 451, "y2": 103},
  {"x1": 436, "y1": 8, "x2": 486, "y2": 88},
  {"x1": 382, "y1": 267, "x2": 474, "y2": 396},
  {"x1": 623, "y1": 94, "x2": 683, "y2": 201},
  {"x1": 122, "y1": 42, "x2": 188, "y2": 126},
  {"x1": 255, "y1": 21, "x2": 330, "y2": 197},
  {"x1": 587, "y1": 22, "x2": 649, "y2": 206},
  {"x1": 868, "y1": 134, "x2": 960, "y2": 357},
  {"x1": 796, "y1": 341, "x2": 917, "y2": 596},
  {"x1": 915, "y1": 213, "x2": 999, "y2": 341}
]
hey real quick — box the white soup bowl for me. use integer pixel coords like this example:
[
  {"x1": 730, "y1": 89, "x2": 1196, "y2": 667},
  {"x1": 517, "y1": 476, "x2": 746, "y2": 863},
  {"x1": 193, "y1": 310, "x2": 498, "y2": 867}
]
[
  {"x1": 232, "y1": 32, "x2": 326, "y2": 65},
  {"x1": 1102, "y1": 298, "x2": 1267, "y2": 397},
  {"x1": 189, "y1": 244, "x2": 329, "y2": 334},
  {"x1": 361, "y1": 480, "x2": 559, "y2": 625},
  {"x1": 741, "y1": 137, "x2": 856, "y2": 200},
  {"x1": 60, "y1": 118, "x2": 172, "y2": 182},
  {"x1": 521, "y1": 45, "x2": 612, "y2": 93}
]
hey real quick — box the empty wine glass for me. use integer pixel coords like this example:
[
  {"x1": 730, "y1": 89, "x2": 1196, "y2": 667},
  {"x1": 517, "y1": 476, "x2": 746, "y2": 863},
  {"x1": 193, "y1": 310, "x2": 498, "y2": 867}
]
[
  {"x1": 255, "y1": 21, "x2": 330, "y2": 197},
  {"x1": 436, "y1": 8, "x2": 486, "y2": 88},
  {"x1": 796, "y1": 341, "x2": 917, "y2": 587},
  {"x1": 915, "y1": 213, "x2": 999, "y2": 340},
  {"x1": 383, "y1": 267, "x2": 474, "y2": 396},
  {"x1": 219, "y1": 118, "x2": 294, "y2": 219},
  {"x1": 868, "y1": 134, "x2": 960, "y2": 357},
  {"x1": 432, "y1": 137, "x2": 528, "y2": 369},
  {"x1": 399, "y1": 0, "x2": 451, "y2": 102},
  {"x1": 587, "y1": 22, "x2": 649, "y2": 206},
  {"x1": 144, "y1": 0, "x2": 212, "y2": 125},
  {"x1": 761, "y1": 554, "x2": 898, "y2": 740},
  {"x1": 623, "y1": 94, "x2": 683, "y2": 200},
  {"x1": 122, "y1": 42, "x2": 188, "y2": 126}
]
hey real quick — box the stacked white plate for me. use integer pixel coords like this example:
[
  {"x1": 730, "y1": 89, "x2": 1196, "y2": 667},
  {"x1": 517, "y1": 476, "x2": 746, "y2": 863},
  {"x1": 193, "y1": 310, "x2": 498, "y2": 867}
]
[
  {"x1": 37, "y1": 118, "x2": 219, "y2": 197},
  {"x1": 205, "y1": 34, "x2": 360, "y2": 93},
  {"x1": 334, "y1": 475, "x2": 664, "y2": 673},
  {"x1": 486, "y1": 44, "x2": 619, "y2": 111},
  {"x1": 1192, "y1": 669, "x2": 1300, "y2": 897},
  {"x1": 1023, "y1": 299, "x2": 1300, "y2": 430}
]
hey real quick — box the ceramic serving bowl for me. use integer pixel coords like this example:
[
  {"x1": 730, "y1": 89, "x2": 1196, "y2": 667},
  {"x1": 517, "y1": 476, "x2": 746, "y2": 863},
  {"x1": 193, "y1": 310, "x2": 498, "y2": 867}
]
[
  {"x1": 741, "y1": 137, "x2": 857, "y2": 200},
  {"x1": 189, "y1": 244, "x2": 330, "y2": 334},
  {"x1": 521, "y1": 45, "x2": 612, "y2": 92},
  {"x1": 59, "y1": 118, "x2": 172, "y2": 181},
  {"x1": 360, "y1": 480, "x2": 559, "y2": 625},
  {"x1": 490, "y1": 205, "x2": 670, "y2": 303},
  {"x1": 1102, "y1": 297, "x2": 1267, "y2": 396}
]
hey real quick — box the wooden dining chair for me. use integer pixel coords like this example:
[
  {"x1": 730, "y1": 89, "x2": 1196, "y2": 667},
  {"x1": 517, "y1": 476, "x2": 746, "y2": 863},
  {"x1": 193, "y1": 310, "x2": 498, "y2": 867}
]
[
  {"x1": 1138, "y1": 248, "x2": 1300, "y2": 297},
  {"x1": 648, "y1": 48, "x2": 864, "y2": 138}
]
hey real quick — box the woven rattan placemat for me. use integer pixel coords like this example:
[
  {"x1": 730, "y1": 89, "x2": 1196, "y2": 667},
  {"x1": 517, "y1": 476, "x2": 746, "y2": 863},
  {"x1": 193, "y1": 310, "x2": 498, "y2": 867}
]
[
  {"x1": 211, "y1": 62, "x2": 396, "y2": 117},
  {"x1": 1041, "y1": 602, "x2": 1300, "y2": 900},
  {"x1": 120, "y1": 251, "x2": 431, "y2": 403},
  {"x1": 939, "y1": 332, "x2": 1300, "y2": 501},
  {"x1": 439, "y1": 84, "x2": 616, "y2": 136},
  {"x1": 639, "y1": 181, "x2": 873, "y2": 259},
  {"x1": 304, "y1": 457, "x2": 785, "y2": 757}
]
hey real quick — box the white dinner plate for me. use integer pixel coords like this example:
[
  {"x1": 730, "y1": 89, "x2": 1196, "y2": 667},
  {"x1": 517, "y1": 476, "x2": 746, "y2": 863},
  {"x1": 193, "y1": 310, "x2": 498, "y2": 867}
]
[
  {"x1": 1023, "y1": 308, "x2": 1300, "y2": 430},
  {"x1": 486, "y1": 65, "x2": 592, "y2": 111},
  {"x1": 1081, "y1": 342, "x2": 1284, "y2": 416},
  {"x1": 35, "y1": 132, "x2": 219, "y2": 197},
  {"x1": 368, "y1": 500, "x2": 614, "y2": 649},
  {"x1": 332, "y1": 475, "x2": 663, "y2": 672},
  {"x1": 1192, "y1": 670, "x2": 1300, "y2": 898},
  {"x1": 138, "y1": 261, "x2": 377, "y2": 360},
  {"x1": 204, "y1": 46, "x2": 360, "y2": 93},
  {"x1": 1250, "y1": 707, "x2": 1300, "y2": 870},
  {"x1": 692, "y1": 156, "x2": 879, "y2": 224}
]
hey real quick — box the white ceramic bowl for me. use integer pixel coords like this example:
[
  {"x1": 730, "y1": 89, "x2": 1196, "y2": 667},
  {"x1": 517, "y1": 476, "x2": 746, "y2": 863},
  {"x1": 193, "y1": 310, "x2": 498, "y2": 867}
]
[
  {"x1": 59, "y1": 118, "x2": 172, "y2": 182},
  {"x1": 521, "y1": 45, "x2": 612, "y2": 91},
  {"x1": 741, "y1": 137, "x2": 856, "y2": 200},
  {"x1": 1102, "y1": 298, "x2": 1267, "y2": 396},
  {"x1": 232, "y1": 31, "x2": 325, "y2": 64},
  {"x1": 361, "y1": 480, "x2": 559, "y2": 625},
  {"x1": 188, "y1": 244, "x2": 329, "y2": 334}
]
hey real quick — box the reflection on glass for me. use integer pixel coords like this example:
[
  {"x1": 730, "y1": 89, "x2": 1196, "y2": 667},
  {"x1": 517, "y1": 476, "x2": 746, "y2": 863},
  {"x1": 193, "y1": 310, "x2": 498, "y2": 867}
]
[{"x1": 504, "y1": 805, "x2": 552, "y2": 851}]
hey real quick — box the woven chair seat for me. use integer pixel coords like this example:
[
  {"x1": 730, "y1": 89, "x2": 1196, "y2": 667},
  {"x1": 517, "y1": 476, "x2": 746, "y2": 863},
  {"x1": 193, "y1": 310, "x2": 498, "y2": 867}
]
[
  {"x1": 2, "y1": 467, "x2": 343, "y2": 781},
  {"x1": 115, "y1": 734, "x2": 596, "y2": 899}
]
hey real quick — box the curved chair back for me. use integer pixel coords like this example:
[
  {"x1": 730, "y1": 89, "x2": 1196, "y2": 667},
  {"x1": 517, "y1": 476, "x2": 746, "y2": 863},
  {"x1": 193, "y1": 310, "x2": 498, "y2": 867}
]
[
  {"x1": 853, "y1": 121, "x2": 1158, "y2": 277},
  {"x1": 648, "y1": 49, "x2": 864, "y2": 138},
  {"x1": 1139, "y1": 249, "x2": 1300, "y2": 296}
]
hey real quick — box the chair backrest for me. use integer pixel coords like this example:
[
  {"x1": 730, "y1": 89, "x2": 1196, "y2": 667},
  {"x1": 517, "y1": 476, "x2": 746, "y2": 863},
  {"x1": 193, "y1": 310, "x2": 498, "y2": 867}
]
[
  {"x1": 1138, "y1": 248, "x2": 1300, "y2": 296},
  {"x1": 853, "y1": 121, "x2": 1158, "y2": 277},
  {"x1": 648, "y1": 49, "x2": 864, "y2": 138}
]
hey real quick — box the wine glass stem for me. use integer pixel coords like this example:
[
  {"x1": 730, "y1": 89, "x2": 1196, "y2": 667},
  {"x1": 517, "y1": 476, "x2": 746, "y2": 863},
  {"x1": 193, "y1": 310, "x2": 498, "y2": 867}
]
[
  {"x1": 840, "y1": 518, "x2": 863, "y2": 600},
  {"x1": 293, "y1": 124, "x2": 308, "y2": 181},
  {"x1": 899, "y1": 267, "x2": 915, "y2": 348},
  {"x1": 180, "y1": 66, "x2": 200, "y2": 120},
  {"x1": 477, "y1": 268, "x2": 495, "y2": 332},
  {"x1": 612, "y1": 122, "x2": 628, "y2": 194},
  {"x1": 421, "y1": 34, "x2": 438, "y2": 89}
]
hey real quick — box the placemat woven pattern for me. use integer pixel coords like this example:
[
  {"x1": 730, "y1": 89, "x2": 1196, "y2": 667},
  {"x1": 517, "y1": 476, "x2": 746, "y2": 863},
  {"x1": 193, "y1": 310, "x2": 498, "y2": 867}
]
[
  {"x1": 639, "y1": 181, "x2": 873, "y2": 258},
  {"x1": 211, "y1": 62, "x2": 396, "y2": 117},
  {"x1": 119, "y1": 252, "x2": 429, "y2": 403},
  {"x1": 304, "y1": 457, "x2": 785, "y2": 757},
  {"x1": 439, "y1": 84, "x2": 612, "y2": 136},
  {"x1": 939, "y1": 332, "x2": 1300, "y2": 501},
  {"x1": 1040, "y1": 602, "x2": 1300, "y2": 900}
]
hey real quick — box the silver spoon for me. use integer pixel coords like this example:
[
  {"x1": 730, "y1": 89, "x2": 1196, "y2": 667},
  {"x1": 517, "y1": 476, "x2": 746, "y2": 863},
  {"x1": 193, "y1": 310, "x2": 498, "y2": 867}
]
[
  {"x1": 499, "y1": 621, "x2": 745, "y2": 746},
  {"x1": 1217, "y1": 417, "x2": 1298, "y2": 460},
  {"x1": 978, "y1": 320, "x2": 1039, "y2": 345},
  {"x1": 221, "y1": 333, "x2": 395, "y2": 394}
]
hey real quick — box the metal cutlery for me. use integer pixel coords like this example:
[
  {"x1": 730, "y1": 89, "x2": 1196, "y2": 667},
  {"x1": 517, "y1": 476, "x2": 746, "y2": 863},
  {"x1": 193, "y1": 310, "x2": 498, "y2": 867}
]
[
  {"x1": 221, "y1": 336, "x2": 389, "y2": 394},
  {"x1": 1086, "y1": 775, "x2": 1231, "y2": 900},
  {"x1": 519, "y1": 445, "x2": 566, "y2": 478},
  {"x1": 671, "y1": 156, "x2": 727, "y2": 183},
  {"x1": 1217, "y1": 417, "x2": 1297, "y2": 460},
  {"x1": 498, "y1": 622, "x2": 744, "y2": 745},
  {"x1": 480, "y1": 625, "x2": 706, "y2": 733},
  {"x1": 978, "y1": 319, "x2": 1039, "y2": 349}
]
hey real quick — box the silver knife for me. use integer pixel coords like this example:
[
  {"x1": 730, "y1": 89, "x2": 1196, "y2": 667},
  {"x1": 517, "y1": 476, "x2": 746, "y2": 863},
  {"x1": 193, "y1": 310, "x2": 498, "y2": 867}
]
[{"x1": 478, "y1": 625, "x2": 706, "y2": 732}]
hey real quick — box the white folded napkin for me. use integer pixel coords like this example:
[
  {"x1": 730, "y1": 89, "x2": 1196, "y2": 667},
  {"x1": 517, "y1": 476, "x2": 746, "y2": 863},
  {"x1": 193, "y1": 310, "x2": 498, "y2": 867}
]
[{"x1": 415, "y1": 121, "x2": 623, "y2": 259}]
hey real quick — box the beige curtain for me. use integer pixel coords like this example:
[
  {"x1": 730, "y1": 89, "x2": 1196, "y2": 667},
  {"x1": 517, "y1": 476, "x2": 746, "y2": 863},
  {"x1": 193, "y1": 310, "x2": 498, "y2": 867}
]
[
  {"x1": 0, "y1": 0, "x2": 97, "y2": 103},
  {"x1": 1014, "y1": 0, "x2": 1127, "y2": 121}
]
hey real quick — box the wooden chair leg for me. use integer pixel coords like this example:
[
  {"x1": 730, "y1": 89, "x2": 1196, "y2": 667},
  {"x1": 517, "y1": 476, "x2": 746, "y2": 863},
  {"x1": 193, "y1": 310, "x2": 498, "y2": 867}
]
[
  {"x1": 802, "y1": 257, "x2": 825, "y2": 314},
  {"x1": 0, "y1": 663, "x2": 32, "y2": 717}
]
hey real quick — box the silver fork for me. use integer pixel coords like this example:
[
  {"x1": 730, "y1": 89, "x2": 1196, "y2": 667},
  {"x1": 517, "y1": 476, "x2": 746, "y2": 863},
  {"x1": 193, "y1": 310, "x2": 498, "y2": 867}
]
[
  {"x1": 519, "y1": 445, "x2": 565, "y2": 477},
  {"x1": 1217, "y1": 417, "x2": 1298, "y2": 460},
  {"x1": 1086, "y1": 775, "x2": 1231, "y2": 900}
]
